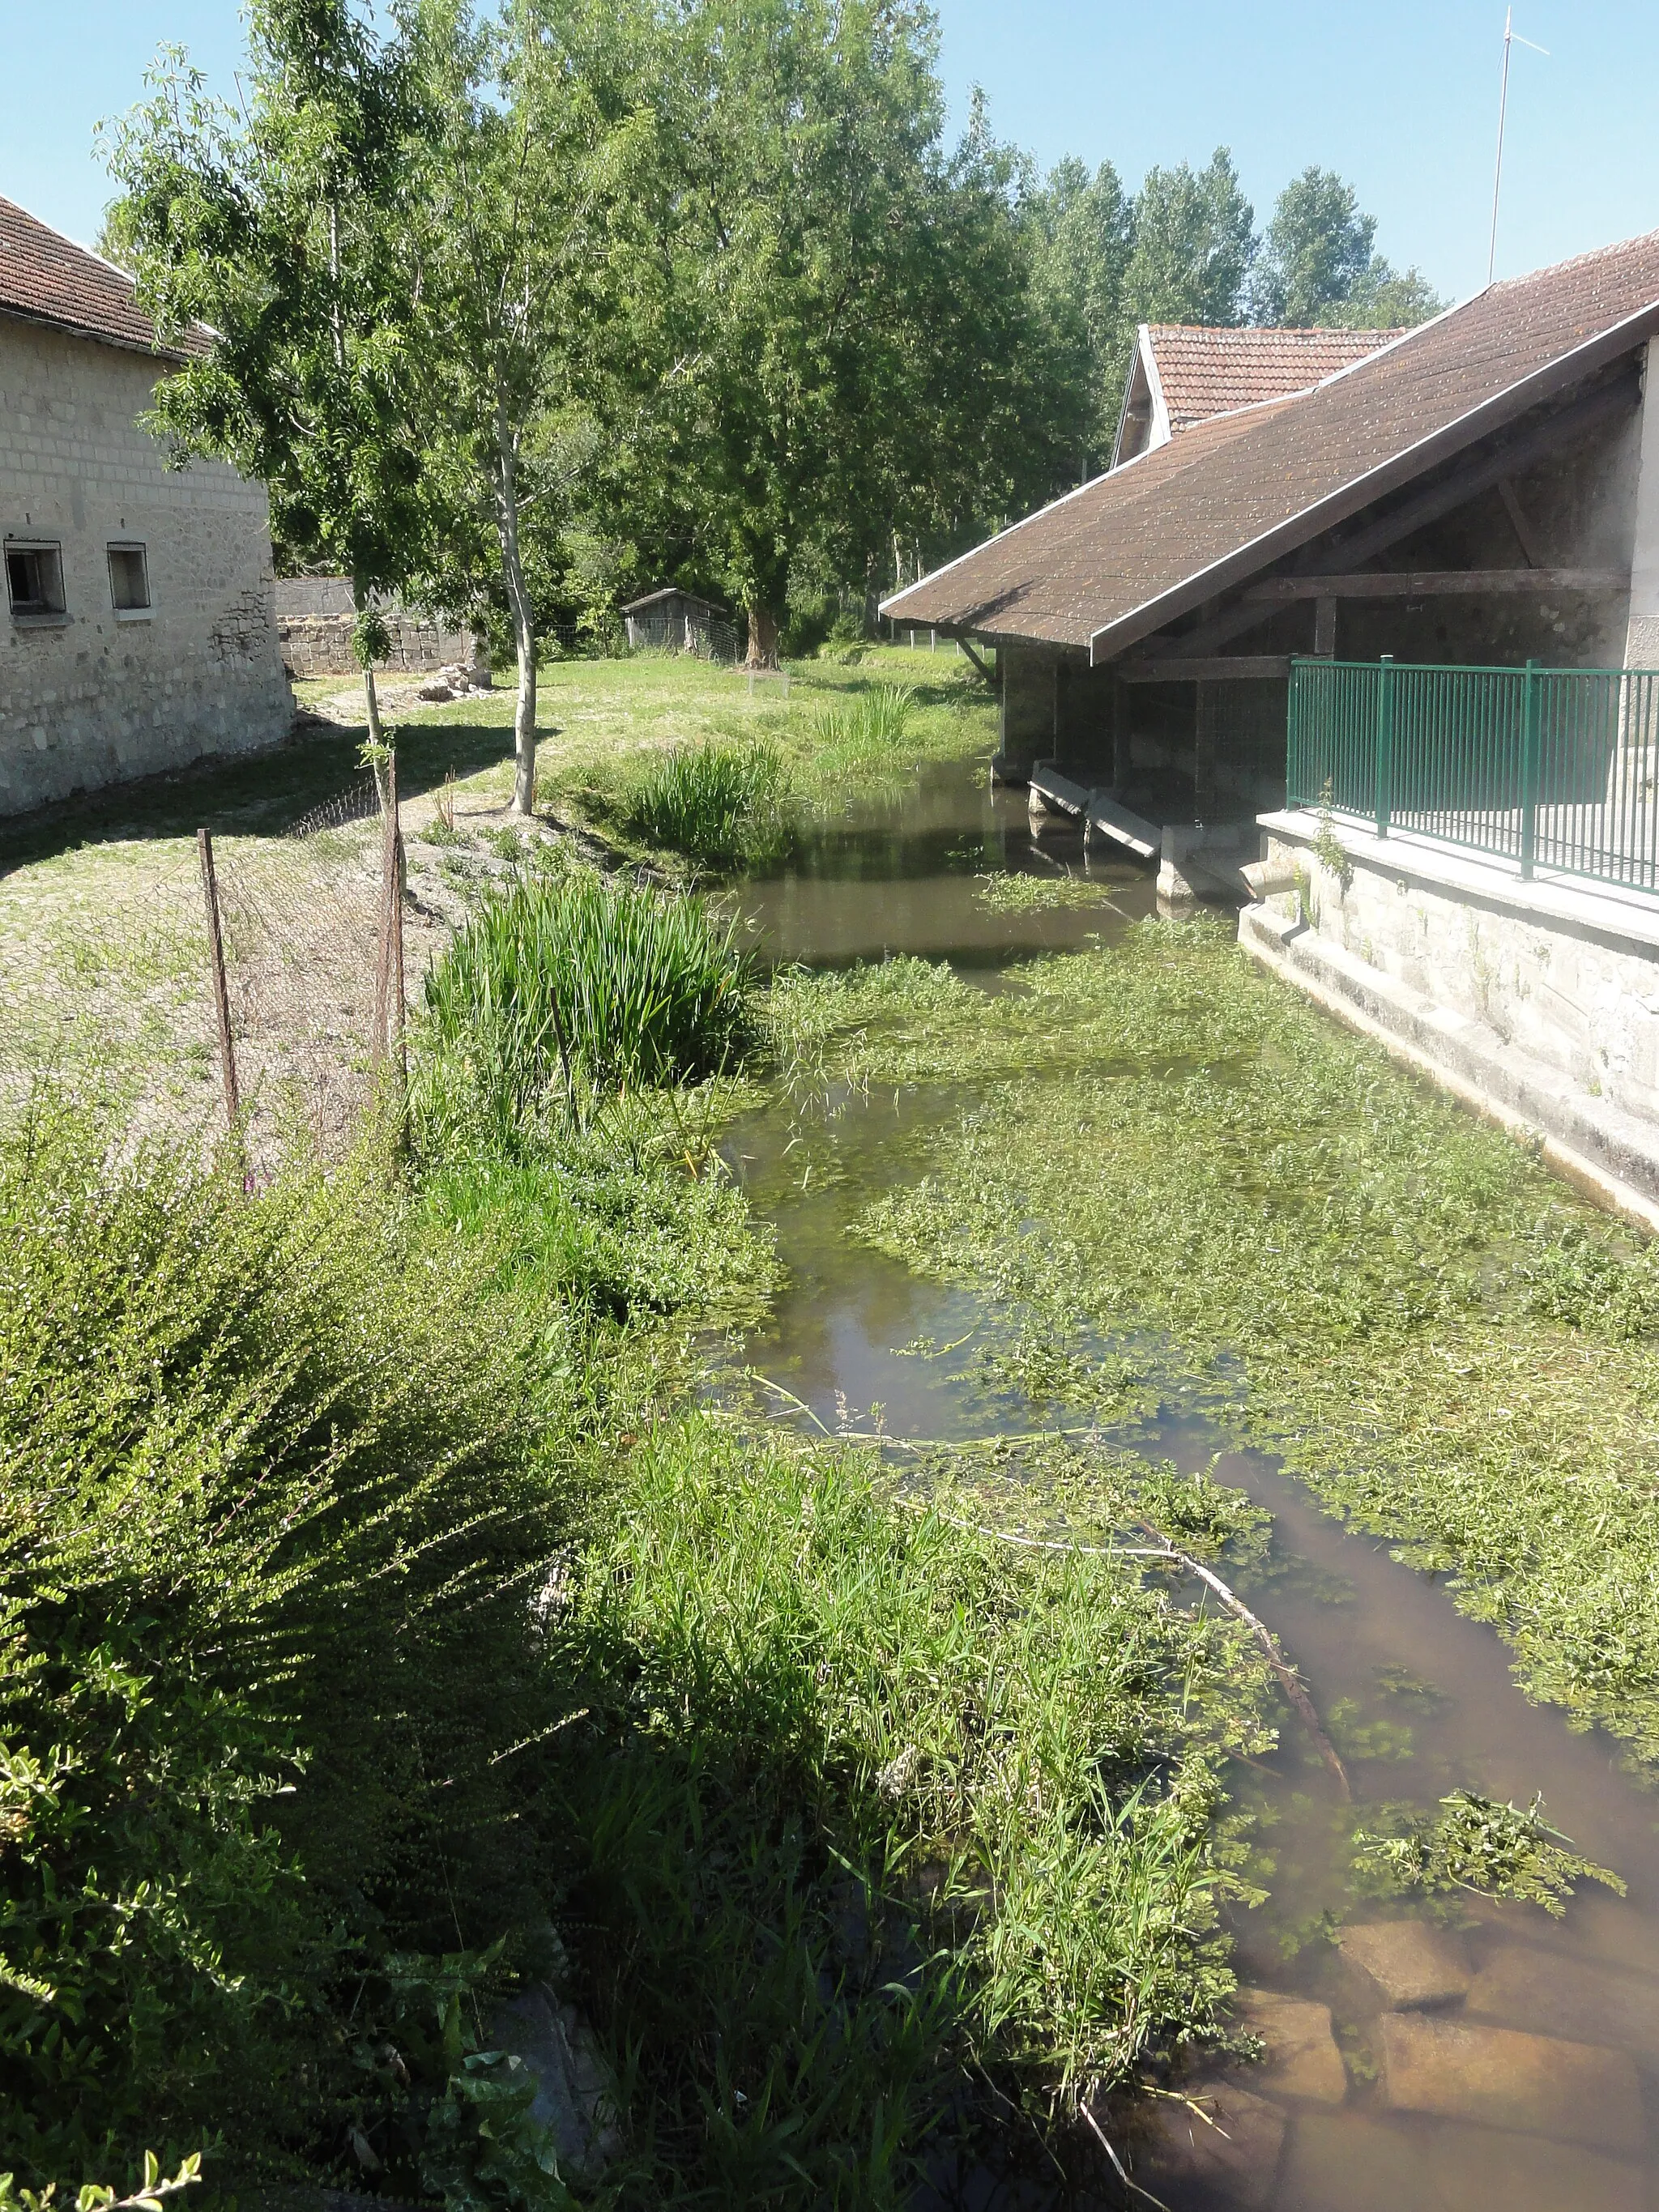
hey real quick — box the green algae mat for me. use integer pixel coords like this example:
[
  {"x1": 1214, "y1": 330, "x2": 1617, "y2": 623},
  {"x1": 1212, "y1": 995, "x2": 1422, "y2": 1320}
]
[{"x1": 769, "y1": 918, "x2": 1659, "y2": 1773}]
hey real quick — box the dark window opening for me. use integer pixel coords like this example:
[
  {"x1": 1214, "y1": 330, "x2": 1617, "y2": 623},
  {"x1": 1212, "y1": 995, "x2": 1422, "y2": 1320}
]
[
  {"x1": 6, "y1": 543, "x2": 66, "y2": 620},
  {"x1": 108, "y1": 544, "x2": 151, "y2": 613}
]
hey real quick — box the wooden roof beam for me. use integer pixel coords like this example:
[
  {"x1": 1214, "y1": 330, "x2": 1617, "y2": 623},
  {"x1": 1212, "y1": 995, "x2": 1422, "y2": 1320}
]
[
  {"x1": 1245, "y1": 569, "x2": 1627, "y2": 600},
  {"x1": 1127, "y1": 372, "x2": 1639, "y2": 663}
]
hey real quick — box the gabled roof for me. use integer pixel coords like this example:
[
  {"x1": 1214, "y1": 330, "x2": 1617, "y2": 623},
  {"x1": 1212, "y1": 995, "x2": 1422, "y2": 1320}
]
[
  {"x1": 621, "y1": 586, "x2": 728, "y2": 616},
  {"x1": 0, "y1": 194, "x2": 208, "y2": 360},
  {"x1": 1147, "y1": 323, "x2": 1402, "y2": 433},
  {"x1": 887, "y1": 230, "x2": 1659, "y2": 658}
]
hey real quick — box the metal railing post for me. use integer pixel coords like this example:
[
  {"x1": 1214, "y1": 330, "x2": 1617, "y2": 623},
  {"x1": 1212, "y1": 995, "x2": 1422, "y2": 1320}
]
[
  {"x1": 1375, "y1": 654, "x2": 1395, "y2": 838},
  {"x1": 1520, "y1": 658, "x2": 1541, "y2": 879},
  {"x1": 1286, "y1": 658, "x2": 1300, "y2": 808}
]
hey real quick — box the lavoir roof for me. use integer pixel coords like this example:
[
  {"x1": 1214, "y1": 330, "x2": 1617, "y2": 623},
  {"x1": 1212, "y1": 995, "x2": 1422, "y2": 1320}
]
[
  {"x1": 886, "y1": 232, "x2": 1659, "y2": 660},
  {"x1": 1113, "y1": 322, "x2": 1401, "y2": 462}
]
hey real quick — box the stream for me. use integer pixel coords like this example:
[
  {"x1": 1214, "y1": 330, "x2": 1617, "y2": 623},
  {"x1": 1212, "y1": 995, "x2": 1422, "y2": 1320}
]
[{"x1": 723, "y1": 752, "x2": 1659, "y2": 2211}]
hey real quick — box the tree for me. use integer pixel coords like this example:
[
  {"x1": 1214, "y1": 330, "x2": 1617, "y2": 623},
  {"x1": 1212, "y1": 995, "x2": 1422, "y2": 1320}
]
[
  {"x1": 102, "y1": 0, "x2": 429, "y2": 757},
  {"x1": 403, "y1": 0, "x2": 659, "y2": 810},
  {"x1": 1026, "y1": 156, "x2": 1133, "y2": 475},
  {"x1": 1125, "y1": 147, "x2": 1256, "y2": 328},
  {"x1": 1255, "y1": 165, "x2": 1444, "y2": 330},
  {"x1": 635, "y1": 0, "x2": 1019, "y2": 665}
]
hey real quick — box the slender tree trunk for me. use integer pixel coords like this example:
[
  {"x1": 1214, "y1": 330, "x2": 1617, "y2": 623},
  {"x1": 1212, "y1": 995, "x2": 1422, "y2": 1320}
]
[
  {"x1": 352, "y1": 573, "x2": 389, "y2": 808},
  {"x1": 492, "y1": 404, "x2": 537, "y2": 815},
  {"x1": 745, "y1": 603, "x2": 780, "y2": 671}
]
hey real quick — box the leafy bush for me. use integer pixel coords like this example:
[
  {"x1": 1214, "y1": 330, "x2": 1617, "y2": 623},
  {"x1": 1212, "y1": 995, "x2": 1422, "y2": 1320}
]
[
  {"x1": 415, "y1": 867, "x2": 757, "y2": 1150},
  {"x1": 0, "y1": 1112, "x2": 563, "y2": 2192},
  {"x1": 615, "y1": 740, "x2": 785, "y2": 867}
]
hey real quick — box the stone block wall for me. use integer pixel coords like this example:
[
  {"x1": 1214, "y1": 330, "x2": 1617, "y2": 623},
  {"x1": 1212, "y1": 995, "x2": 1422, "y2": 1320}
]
[
  {"x1": 272, "y1": 577, "x2": 478, "y2": 678},
  {"x1": 0, "y1": 320, "x2": 292, "y2": 814},
  {"x1": 1258, "y1": 809, "x2": 1659, "y2": 1132}
]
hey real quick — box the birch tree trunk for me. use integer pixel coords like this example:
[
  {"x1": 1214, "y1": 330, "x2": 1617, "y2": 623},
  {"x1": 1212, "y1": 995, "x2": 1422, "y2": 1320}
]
[{"x1": 493, "y1": 402, "x2": 538, "y2": 816}]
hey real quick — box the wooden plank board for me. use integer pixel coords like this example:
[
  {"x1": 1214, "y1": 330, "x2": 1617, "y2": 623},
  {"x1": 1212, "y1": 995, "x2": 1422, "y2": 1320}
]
[
  {"x1": 1244, "y1": 569, "x2": 1627, "y2": 601},
  {"x1": 1086, "y1": 793, "x2": 1160, "y2": 859}
]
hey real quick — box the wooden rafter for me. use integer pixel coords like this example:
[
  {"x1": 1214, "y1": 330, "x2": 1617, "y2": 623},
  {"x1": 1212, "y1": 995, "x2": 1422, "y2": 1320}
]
[{"x1": 1243, "y1": 569, "x2": 1627, "y2": 601}]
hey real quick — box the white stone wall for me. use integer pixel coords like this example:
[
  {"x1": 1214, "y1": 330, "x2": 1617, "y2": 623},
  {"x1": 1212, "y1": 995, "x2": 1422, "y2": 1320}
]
[
  {"x1": 0, "y1": 319, "x2": 292, "y2": 813},
  {"x1": 1259, "y1": 811, "x2": 1659, "y2": 1131}
]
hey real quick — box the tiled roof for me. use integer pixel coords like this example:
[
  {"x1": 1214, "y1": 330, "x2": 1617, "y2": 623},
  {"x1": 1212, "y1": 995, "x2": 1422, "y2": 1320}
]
[
  {"x1": 1146, "y1": 323, "x2": 1402, "y2": 431},
  {"x1": 885, "y1": 232, "x2": 1659, "y2": 653},
  {"x1": 0, "y1": 194, "x2": 208, "y2": 360}
]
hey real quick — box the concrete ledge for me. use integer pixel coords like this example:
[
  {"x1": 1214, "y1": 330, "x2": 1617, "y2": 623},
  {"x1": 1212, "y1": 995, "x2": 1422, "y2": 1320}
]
[
  {"x1": 1239, "y1": 900, "x2": 1659, "y2": 1233},
  {"x1": 1260, "y1": 808, "x2": 1659, "y2": 957}
]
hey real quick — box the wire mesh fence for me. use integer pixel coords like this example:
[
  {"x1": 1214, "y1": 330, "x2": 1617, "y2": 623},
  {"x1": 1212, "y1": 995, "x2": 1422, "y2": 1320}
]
[{"x1": 0, "y1": 761, "x2": 449, "y2": 1175}]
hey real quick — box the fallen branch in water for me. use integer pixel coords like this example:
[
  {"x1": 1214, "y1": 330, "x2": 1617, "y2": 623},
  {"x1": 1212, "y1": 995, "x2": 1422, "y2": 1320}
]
[{"x1": 1134, "y1": 1519, "x2": 1350, "y2": 1801}]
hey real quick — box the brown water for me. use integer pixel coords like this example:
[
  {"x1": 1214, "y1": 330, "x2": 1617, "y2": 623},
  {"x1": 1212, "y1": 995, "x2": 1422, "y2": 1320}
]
[{"x1": 728, "y1": 755, "x2": 1659, "y2": 2211}]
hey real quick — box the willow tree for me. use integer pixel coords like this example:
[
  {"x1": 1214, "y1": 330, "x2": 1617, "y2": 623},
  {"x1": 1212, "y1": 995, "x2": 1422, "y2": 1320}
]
[{"x1": 102, "y1": 1, "x2": 429, "y2": 752}]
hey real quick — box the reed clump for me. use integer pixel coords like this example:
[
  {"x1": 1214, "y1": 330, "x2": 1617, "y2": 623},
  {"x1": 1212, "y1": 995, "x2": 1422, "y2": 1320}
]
[
  {"x1": 807, "y1": 682, "x2": 915, "y2": 770},
  {"x1": 615, "y1": 738, "x2": 786, "y2": 867},
  {"x1": 415, "y1": 865, "x2": 757, "y2": 1149}
]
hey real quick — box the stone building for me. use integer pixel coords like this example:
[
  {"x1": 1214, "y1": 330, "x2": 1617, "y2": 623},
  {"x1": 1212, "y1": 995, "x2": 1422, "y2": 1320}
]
[
  {"x1": 0, "y1": 194, "x2": 291, "y2": 814},
  {"x1": 885, "y1": 241, "x2": 1659, "y2": 861}
]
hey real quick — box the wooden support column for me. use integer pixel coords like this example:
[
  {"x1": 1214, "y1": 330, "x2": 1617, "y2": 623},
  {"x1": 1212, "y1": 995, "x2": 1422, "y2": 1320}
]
[
  {"x1": 1314, "y1": 596, "x2": 1337, "y2": 658},
  {"x1": 1194, "y1": 682, "x2": 1221, "y2": 820},
  {"x1": 1110, "y1": 670, "x2": 1132, "y2": 795}
]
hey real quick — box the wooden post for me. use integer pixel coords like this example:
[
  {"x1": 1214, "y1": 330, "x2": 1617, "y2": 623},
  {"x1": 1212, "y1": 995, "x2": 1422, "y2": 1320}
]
[
  {"x1": 1194, "y1": 681, "x2": 1221, "y2": 820},
  {"x1": 373, "y1": 751, "x2": 398, "y2": 1066},
  {"x1": 389, "y1": 748, "x2": 407, "y2": 1082},
  {"x1": 1314, "y1": 595, "x2": 1337, "y2": 658},
  {"x1": 197, "y1": 828, "x2": 241, "y2": 1141}
]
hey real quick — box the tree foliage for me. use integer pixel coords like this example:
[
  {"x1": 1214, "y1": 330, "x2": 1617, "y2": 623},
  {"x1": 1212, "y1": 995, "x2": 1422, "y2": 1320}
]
[{"x1": 1255, "y1": 164, "x2": 1444, "y2": 330}]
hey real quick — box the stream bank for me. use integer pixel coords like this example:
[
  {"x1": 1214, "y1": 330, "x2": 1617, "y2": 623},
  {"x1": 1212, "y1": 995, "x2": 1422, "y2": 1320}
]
[{"x1": 731, "y1": 752, "x2": 1659, "y2": 2210}]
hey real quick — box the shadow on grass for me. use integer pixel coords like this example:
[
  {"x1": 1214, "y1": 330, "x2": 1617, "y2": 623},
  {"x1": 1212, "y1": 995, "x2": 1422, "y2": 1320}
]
[{"x1": 0, "y1": 711, "x2": 520, "y2": 876}]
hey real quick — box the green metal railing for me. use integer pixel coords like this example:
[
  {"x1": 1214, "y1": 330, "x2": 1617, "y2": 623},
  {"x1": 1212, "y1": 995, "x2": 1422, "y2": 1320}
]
[{"x1": 1287, "y1": 657, "x2": 1659, "y2": 893}]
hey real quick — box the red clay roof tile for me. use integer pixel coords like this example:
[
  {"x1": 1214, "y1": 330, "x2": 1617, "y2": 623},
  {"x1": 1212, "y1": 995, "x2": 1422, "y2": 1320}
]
[
  {"x1": 1145, "y1": 323, "x2": 1402, "y2": 432},
  {"x1": 0, "y1": 194, "x2": 207, "y2": 360}
]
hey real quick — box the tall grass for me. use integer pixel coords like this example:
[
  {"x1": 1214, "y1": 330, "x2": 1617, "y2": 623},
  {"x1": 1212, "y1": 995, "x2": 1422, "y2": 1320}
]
[
  {"x1": 807, "y1": 684, "x2": 915, "y2": 771},
  {"x1": 616, "y1": 739, "x2": 786, "y2": 867},
  {"x1": 416, "y1": 867, "x2": 756, "y2": 1150}
]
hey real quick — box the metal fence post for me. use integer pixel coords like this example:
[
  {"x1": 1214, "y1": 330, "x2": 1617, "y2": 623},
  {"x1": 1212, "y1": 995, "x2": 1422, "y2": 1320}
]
[
  {"x1": 1286, "y1": 658, "x2": 1301, "y2": 809},
  {"x1": 1520, "y1": 658, "x2": 1541, "y2": 879},
  {"x1": 1375, "y1": 654, "x2": 1395, "y2": 839}
]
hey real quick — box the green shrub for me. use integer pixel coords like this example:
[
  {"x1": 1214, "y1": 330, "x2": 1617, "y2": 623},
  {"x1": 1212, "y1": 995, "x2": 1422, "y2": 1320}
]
[
  {"x1": 550, "y1": 1422, "x2": 1271, "y2": 2199},
  {"x1": 415, "y1": 868, "x2": 757, "y2": 1150},
  {"x1": 0, "y1": 1112, "x2": 562, "y2": 2192},
  {"x1": 616, "y1": 741, "x2": 785, "y2": 867}
]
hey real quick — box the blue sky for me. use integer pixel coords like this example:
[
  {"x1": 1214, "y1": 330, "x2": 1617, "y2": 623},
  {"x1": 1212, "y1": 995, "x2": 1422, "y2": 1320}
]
[{"x1": 3, "y1": 0, "x2": 1654, "y2": 306}]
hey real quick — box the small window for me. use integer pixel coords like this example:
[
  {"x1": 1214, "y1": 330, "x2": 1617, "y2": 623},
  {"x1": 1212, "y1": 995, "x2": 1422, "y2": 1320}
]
[
  {"x1": 108, "y1": 544, "x2": 151, "y2": 616},
  {"x1": 6, "y1": 542, "x2": 66, "y2": 622}
]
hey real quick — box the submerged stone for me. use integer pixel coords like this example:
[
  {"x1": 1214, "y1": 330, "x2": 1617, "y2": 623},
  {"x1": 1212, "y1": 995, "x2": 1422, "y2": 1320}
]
[
  {"x1": 1336, "y1": 1919, "x2": 1471, "y2": 2009},
  {"x1": 1233, "y1": 1988, "x2": 1347, "y2": 2103},
  {"x1": 1277, "y1": 2112, "x2": 1439, "y2": 2212},
  {"x1": 1377, "y1": 2013, "x2": 1644, "y2": 2153},
  {"x1": 1425, "y1": 2120, "x2": 1644, "y2": 2212},
  {"x1": 1465, "y1": 1941, "x2": 1659, "y2": 2065},
  {"x1": 1140, "y1": 2078, "x2": 1286, "y2": 2208}
]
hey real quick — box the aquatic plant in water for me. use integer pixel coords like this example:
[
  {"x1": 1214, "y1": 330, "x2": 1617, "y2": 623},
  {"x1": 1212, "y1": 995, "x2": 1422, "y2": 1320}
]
[
  {"x1": 1358, "y1": 1790, "x2": 1624, "y2": 1916},
  {"x1": 616, "y1": 738, "x2": 786, "y2": 867},
  {"x1": 763, "y1": 921, "x2": 1659, "y2": 1771}
]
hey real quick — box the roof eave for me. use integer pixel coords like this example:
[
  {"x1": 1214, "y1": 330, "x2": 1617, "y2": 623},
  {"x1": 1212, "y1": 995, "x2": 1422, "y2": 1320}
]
[
  {"x1": 1085, "y1": 302, "x2": 1659, "y2": 665},
  {"x1": 0, "y1": 300, "x2": 194, "y2": 363}
]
